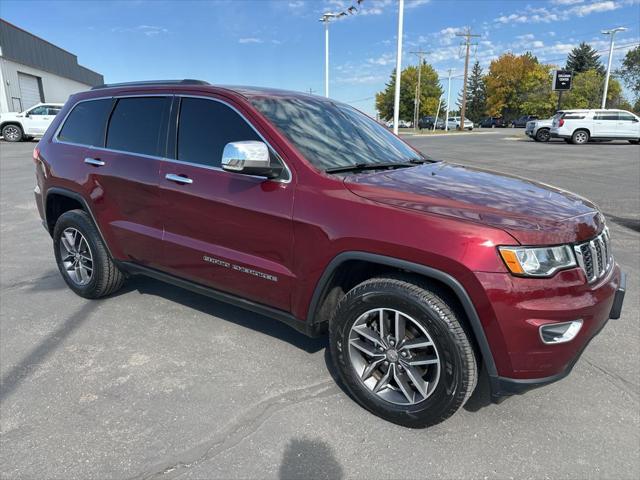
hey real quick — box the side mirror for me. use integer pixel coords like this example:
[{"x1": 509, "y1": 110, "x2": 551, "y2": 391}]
[{"x1": 221, "y1": 141, "x2": 281, "y2": 179}]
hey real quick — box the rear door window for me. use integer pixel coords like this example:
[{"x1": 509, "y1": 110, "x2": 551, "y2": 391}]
[
  {"x1": 58, "y1": 99, "x2": 113, "y2": 146},
  {"x1": 594, "y1": 112, "x2": 619, "y2": 121},
  {"x1": 106, "y1": 97, "x2": 171, "y2": 157}
]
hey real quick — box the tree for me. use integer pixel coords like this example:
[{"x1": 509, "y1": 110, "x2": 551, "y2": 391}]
[
  {"x1": 375, "y1": 62, "x2": 443, "y2": 121},
  {"x1": 485, "y1": 53, "x2": 556, "y2": 119},
  {"x1": 565, "y1": 42, "x2": 605, "y2": 75},
  {"x1": 465, "y1": 61, "x2": 487, "y2": 123},
  {"x1": 617, "y1": 45, "x2": 640, "y2": 102},
  {"x1": 563, "y1": 69, "x2": 623, "y2": 109}
]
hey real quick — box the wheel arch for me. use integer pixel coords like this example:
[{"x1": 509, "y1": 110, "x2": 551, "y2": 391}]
[
  {"x1": 45, "y1": 187, "x2": 114, "y2": 258},
  {"x1": 307, "y1": 252, "x2": 498, "y2": 377}
]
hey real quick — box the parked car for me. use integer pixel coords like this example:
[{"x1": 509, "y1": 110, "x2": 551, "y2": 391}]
[
  {"x1": 418, "y1": 116, "x2": 445, "y2": 130},
  {"x1": 447, "y1": 116, "x2": 473, "y2": 130},
  {"x1": 0, "y1": 103, "x2": 63, "y2": 142},
  {"x1": 479, "y1": 116, "x2": 506, "y2": 128},
  {"x1": 511, "y1": 115, "x2": 538, "y2": 128},
  {"x1": 525, "y1": 117, "x2": 556, "y2": 142},
  {"x1": 35, "y1": 80, "x2": 626, "y2": 428},
  {"x1": 385, "y1": 119, "x2": 412, "y2": 129},
  {"x1": 551, "y1": 109, "x2": 640, "y2": 144}
]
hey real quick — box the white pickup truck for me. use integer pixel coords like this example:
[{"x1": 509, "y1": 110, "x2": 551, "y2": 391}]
[{"x1": 0, "y1": 103, "x2": 63, "y2": 142}]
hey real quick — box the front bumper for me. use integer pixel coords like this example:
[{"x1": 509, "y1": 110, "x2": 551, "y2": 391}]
[{"x1": 475, "y1": 265, "x2": 625, "y2": 400}]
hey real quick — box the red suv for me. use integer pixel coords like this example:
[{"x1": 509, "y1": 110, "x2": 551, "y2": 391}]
[{"x1": 34, "y1": 80, "x2": 626, "y2": 428}]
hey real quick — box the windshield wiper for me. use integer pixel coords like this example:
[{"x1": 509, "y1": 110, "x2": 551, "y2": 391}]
[{"x1": 324, "y1": 162, "x2": 416, "y2": 174}]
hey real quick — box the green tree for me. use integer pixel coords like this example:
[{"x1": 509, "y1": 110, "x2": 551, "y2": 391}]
[
  {"x1": 565, "y1": 42, "x2": 605, "y2": 74},
  {"x1": 485, "y1": 53, "x2": 556, "y2": 119},
  {"x1": 375, "y1": 62, "x2": 443, "y2": 121},
  {"x1": 617, "y1": 45, "x2": 640, "y2": 102},
  {"x1": 563, "y1": 69, "x2": 623, "y2": 109},
  {"x1": 465, "y1": 61, "x2": 487, "y2": 123}
]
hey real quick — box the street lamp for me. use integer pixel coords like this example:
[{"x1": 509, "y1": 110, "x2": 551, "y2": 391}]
[
  {"x1": 392, "y1": 0, "x2": 405, "y2": 135},
  {"x1": 320, "y1": 12, "x2": 345, "y2": 98},
  {"x1": 601, "y1": 26, "x2": 627, "y2": 109}
]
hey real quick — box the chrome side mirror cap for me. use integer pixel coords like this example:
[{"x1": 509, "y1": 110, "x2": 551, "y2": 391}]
[{"x1": 221, "y1": 141, "x2": 281, "y2": 178}]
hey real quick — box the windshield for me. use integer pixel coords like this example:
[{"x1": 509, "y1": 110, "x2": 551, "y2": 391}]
[{"x1": 250, "y1": 96, "x2": 426, "y2": 171}]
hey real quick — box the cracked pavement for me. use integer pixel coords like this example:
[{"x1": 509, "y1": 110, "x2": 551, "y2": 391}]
[{"x1": 1, "y1": 133, "x2": 639, "y2": 479}]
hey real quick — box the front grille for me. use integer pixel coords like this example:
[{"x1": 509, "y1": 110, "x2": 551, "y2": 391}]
[{"x1": 574, "y1": 229, "x2": 612, "y2": 283}]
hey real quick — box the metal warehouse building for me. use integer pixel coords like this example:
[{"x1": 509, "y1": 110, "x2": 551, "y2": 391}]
[{"x1": 0, "y1": 19, "x2": 103, "y2": 113}]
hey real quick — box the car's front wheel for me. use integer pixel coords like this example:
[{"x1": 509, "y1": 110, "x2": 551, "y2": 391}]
[
  {"x1": 330, "y1": 276, "x2": 477, "y2": 428},
  {"x1": 53, "y1": 209, "x2": 125, "y2": 299},
  {"x1": 1, "y1": 124, "x2": 23, "y2": 142}
]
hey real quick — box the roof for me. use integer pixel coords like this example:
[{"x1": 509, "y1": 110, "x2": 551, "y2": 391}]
[{"x1": 0, "y1": 19, "x2": 103, "y2": 86}]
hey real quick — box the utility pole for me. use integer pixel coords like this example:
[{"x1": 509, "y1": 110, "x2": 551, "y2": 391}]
[
  {"x1": 444, "y1": 68, "x2": 454, "y2": 131},
  {"x1": 308, "y1": 88, "x2": 315, "y2": 95},
  {"x1": 601, "y1": 27, "x2": 627, "y2": 109},
  {"x1": 456, "y1": 28, "x2": 480, "y2": 131},
  {"x1": 410, "y1": 50, "x2": 429, "y2": 131},
  {"x1": 392, "y1": 0, "x2": 405, "y2": 135}
]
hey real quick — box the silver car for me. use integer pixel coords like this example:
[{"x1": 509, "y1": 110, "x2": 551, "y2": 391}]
[{"x1": 525, "y1": 117, "x2": 555, "y2": 142}]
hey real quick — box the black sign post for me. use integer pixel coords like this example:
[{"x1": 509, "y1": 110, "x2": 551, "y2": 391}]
[{"x1": 552, "y1": 70, "x2": 573, "y2": 110}]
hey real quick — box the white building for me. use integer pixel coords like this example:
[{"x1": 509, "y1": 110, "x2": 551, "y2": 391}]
[{"x1": 0, "y1": 19, "x2": 103, "y2": 113}]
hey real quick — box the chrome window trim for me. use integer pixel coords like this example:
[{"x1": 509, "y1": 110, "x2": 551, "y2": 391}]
[{"x1": 54, "y1": 93, "x2": 292, "y2": 184}]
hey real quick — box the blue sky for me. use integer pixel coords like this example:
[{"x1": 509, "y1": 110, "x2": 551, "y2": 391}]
[{"x1": 2, "y1": 0, "x2": 639, "y2": 115}]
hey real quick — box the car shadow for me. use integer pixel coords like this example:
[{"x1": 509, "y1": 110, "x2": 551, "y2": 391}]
[
  {"x1": 279, "y1": 437, "x2": 343, "y2": 480},
  {"x1": 126, "y1": 276, "x2": 327, "y2": 354}
]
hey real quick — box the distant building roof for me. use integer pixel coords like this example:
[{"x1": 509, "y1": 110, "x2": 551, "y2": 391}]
[{"x1": 0, "y1": 19, "x2": 103, "y2": 86}]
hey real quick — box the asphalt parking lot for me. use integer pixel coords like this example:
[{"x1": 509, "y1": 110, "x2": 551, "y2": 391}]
[{"x1": 1, "y1": 131, "x2": 639, "y2": 479}]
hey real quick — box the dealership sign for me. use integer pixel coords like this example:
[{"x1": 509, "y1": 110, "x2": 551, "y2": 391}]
[{"x1": 552, "y1": 70, "x2": 573, "y2": 91}]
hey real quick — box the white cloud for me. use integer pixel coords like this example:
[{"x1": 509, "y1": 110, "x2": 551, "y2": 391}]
[
  {"x1": 112, "y1": 25, "x2": 169, "y2": 36},
  {"x1": 336, "y1": 74, "x2": 386, "y2": 84},
  {"x1": 496, "y1": 13, "x2": 528, "y2": 23},
  {"x1": 438, "y1": 26, "x2": 464, "y2": 45},
  {"x1": 570, "y1": 0, "x2": 619, "y2": 16},
  {"x1": 406, "y1": 0, "x2": 431, "y2": 8},
  {"x1": 238, "y1": 37, "x2": 263, "y2": 44},
  {"x1": 288, "y1": 1, "x2": 304, "y2": 8},
  {"x1": 551, "y1": 0, "x2": 584, "y2": 5},
  {"x1": 367, "y1": 53, "x2": 395, "y2": 66}
]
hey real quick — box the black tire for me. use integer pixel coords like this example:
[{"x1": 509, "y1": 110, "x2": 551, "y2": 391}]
[
  {"x1": 535, "y1": 128, "x2": 550, "y2": 142},
  {"x1": 53, "y1": 209, "x2": 125, "y2": 299},
  {"x1": 571, "y1": 129, "x2": 589, "y2": 145},
  {"x1": 629, "y1": 139, "x2": 639, "y2": 144},
  {"x1": 1, "y1": 124, "x2": 23, "y2": 142},
  {"x1": 329, "y1": 276, "x2": 477, "y2": 428},
  {"x1": 564, "y1": 138, "x2": 572, "y2": 143}
]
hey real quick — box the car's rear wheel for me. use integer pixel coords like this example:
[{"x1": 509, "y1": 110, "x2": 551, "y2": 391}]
[
  {"x1": 535, "y1": 128, "x2": 550, "y2": 142},
  {"x1": 329, "y1": 276, "x2": 477, "y2": 428},
  {"x1": 629, "y1": 139, "x2": 639, "y2": 144},
  {"x1": 53, "y1": 209, "x2": 125, "y2": 298},
  {"x1": 1, "y1": 124, "x2": 23, "y2": 142},
  {"x1": 571, "y1": 129, "x2": 589, "y2": 145}
]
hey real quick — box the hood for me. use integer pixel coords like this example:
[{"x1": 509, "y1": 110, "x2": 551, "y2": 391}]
[{"x1": 345, "y1": 162, "x2": 604, "y2": 245}]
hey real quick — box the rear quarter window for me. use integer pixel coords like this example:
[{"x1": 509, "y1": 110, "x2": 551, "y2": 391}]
[{"x1": 57, "y1": 99, "x2": 113, "y2": 146}]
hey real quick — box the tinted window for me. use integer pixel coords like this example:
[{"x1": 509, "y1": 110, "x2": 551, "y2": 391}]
[
  {"x1": 106, "y1": 97, "x2": 170, "y2": 157},
  {"x1": 48, "y1": 107, "x2": 61, "y2": 116},
  {"x1": 618, "y1": 112, "x2": 637, "y2": 121},
  {"x1": 58, "y1": 99, "x2": 113, "y2": 146},
  {"x1": 594, "y1": 112, "x2": 618, "y2": 120},
  {"x1": 177, "y1": 98, "x2": 261, "y2": 168},
  {"x1": 29, "y1": 106, "x2": 48, "y2": 115}
]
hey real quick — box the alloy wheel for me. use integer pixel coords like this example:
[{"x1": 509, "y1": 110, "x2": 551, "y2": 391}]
[
  {"x1": 3, "y1": 126, "x2": 21, "y2": 141},
  {"x1": 348, "y1": 308, "x2": 441, "y2": 405},
  {"x1": 59, "y1": 227, "x2": 93, "y2": 285},
  {"x1": 574, "y1": 131, "x2": 588, "y2": 144}
]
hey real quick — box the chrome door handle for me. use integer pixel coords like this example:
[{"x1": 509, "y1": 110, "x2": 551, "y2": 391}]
[
  {"x1": 84, "y1": 157, "x2": 105, "y2": 166},
  {"x1": 165, "y1": 173, "x2": 193, "y2": 184}
]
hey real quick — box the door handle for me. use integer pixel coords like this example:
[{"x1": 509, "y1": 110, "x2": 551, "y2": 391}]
[
  {"x1": 165, "y1": 173, "x2": 193, "y2": 184},
  {"x1": 84, "y1": 157, "x2": 105, "y2": 167}
]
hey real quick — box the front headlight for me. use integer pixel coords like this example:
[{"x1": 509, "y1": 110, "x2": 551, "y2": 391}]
[{"x1": 498, "y1": 245, "x2": 576, "y2": 277}]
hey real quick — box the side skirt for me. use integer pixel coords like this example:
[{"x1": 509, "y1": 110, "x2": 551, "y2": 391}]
[{"x1": 117, "y1": 262, "x2": 325, "y2": 338}]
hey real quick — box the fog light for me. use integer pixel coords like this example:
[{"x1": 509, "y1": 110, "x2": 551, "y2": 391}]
[{"x1": 539, "y1": 320, "x2": 583, "y2": 344}]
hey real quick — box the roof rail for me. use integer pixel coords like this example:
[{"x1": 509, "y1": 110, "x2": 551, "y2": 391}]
[{"x1": 91, "y1": 79, "x2": 211, "y2": 90}]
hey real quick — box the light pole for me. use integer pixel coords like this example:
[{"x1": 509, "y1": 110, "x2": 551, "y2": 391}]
[
  {"x1": 601, "y1": 26, "x2": 626, "y2": 109},
  {"x1": 392, "y1": 0, "x2": 405, "y2": 135},
  {"x1": 320, "y1": 12, "x2": 342, "y2": 98},
  {"x1": 444, "y1": 68, "x2": 454, "y2": 131}
]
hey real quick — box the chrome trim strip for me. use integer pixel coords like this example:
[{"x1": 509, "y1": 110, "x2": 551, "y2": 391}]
[
  {"x1": 573, "y1": 229, "x2": 613, "y2": 284},
  {"x1": 53, "y1": 93, "x2": 292, "y2": 184}
]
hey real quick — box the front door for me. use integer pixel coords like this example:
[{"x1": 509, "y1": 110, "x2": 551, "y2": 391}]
[
  {"x1": 23, "y1": 105, "x2": 54, "y2": 135},
  {"x1": 158, "y1": 96, "x2": 295, "y2": 311},
  {"x1": 617, "y1": 111, "x2": 640, "y2": 139}
]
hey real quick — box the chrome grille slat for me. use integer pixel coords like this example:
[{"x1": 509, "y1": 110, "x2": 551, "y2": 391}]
[{"x1": 574, "y1": 229, "x2": 612, "y2": 283}]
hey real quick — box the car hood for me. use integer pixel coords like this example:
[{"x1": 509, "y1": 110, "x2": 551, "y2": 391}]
[{"x1": 344, "y1": 162, "x2": 604, "y2": 245}]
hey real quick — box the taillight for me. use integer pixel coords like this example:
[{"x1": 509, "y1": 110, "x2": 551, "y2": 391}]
[
  {"x1": 558, "y1": 119, "x2": 565, "y2": 127},
  {"x1": 32, "y1": 146, "x2": 40, "y2": 164}
]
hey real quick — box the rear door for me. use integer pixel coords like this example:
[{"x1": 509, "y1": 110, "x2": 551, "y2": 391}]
[
  {"x1": 592, "y1": 111, "x2": 619, "y2": 137},
  {"x1": 158, "y1": 96, "x2": 295, "y2": 311},
  {"x1": 83, "y1": 95, "x2": 171, "y2": 267}
]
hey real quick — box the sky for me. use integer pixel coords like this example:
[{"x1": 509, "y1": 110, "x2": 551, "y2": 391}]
[{"x1": 1, "y1": 0, "x2": 639, "y2": 116}]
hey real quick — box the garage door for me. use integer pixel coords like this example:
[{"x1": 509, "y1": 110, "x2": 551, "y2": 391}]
[{"x1": 18, "y1": 72, "x2": 42, "y2": 110}]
